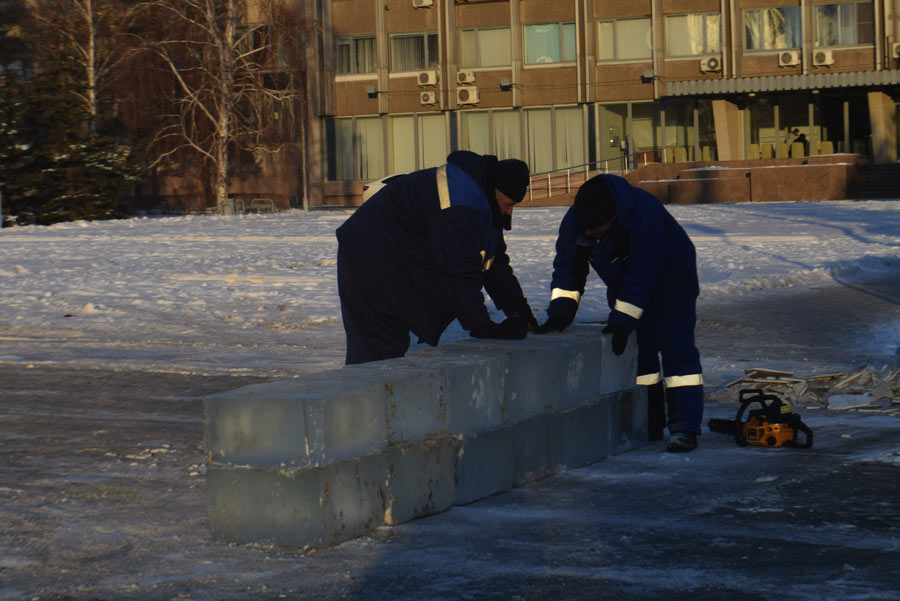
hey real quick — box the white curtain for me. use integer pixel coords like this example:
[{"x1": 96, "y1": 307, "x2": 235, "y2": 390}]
[
  {"x1": 617, "y1": 19, "x2": 652, "y2": 60},
  {"x1": 461, "y1": 111, "x2": 491, "y2": 155},
  {"x1": 391, "y1": 35, "x2": 425, "y2": 72},
  {"x1": 418, "y1": 114, "x2": 446, "y2": 169},
  {"x1": 597, "y1": 21, "x2": 614, "y2": 60},
  {"x1": 357, "y1": 117, "x2": 384, "y2": 180},
  {"x1": 527, "y1": 108, "x2": 553, "y2": 173},
  {"x1": 492, "y1": 110, "x2": 521, "y2": 160},
  {"x1": 389, "y1": 116, "x2": 415, "y2": 174},
  {"x1": 555, "y1": 107, "x2": 584, "y2": 169},
  {"x1": 525, "y1": 24, "x2": 560, "y2": 64}
]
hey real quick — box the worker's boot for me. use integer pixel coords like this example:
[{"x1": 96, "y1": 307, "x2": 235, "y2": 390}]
[{"x1": 647, "y1": 382, "x2": 666, "y2": 441}]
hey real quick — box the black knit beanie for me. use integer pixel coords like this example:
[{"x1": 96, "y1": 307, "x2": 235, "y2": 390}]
[
  {"x1": 574, "y1": 176, "x2": 616, "y2": 230},
  {"x1": 492, "y1": 159, "x2": 530, "y2": 203}
]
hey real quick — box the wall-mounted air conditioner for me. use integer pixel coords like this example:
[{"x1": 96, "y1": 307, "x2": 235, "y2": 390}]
[
  {"x1": 412, "y1": 0, "x2": 433, "y2": 7},
  {"x1": 813, "y1": 49, "x2": 834, "y2": 66},
  {"x1": 892, "y1": 42, "x2": 900, "y2": 59},
  {"x1": 420, "y1": 91, "x2": 437, "y2": 105},
  {"x1": 457, "y1": 71, "x2": 476, "y2": 84},
  {"x1": 778, "y1": 50, "x2": 801, "y2": 67},
  {"x1": 456, "y1": 87, "x2": 480, "y2": 105},
  {"x1": 417, "y1": 70, "x2": 439, "y2": 86},
  {"x1": 699, "y1": 56, "x2": 722, "y2": 73}
]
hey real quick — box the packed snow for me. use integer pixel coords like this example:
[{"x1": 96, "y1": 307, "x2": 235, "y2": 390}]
[{"x1": 0, "y1": 200, "x2": 898, "y2": 381}]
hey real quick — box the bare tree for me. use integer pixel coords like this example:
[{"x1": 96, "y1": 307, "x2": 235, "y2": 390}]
[
  {"x1": 140, "y1": 0, "x2": 305, "y2": 213},
  {"x1": 30, "y1": 0, "x2": 141, "y2": 122}
]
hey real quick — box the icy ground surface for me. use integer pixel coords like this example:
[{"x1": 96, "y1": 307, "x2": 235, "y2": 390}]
[{"x1": 1, "y1": 200, "x2": 900, "y2": 600}]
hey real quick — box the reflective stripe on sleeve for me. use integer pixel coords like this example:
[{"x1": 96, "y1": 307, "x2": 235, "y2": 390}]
[
  {"x1": 636, "y1": 372, "x2": 662, "y2": 386},
  {"x1": 436, "y1": 164, "x2": 451, "y2": 210},
  {"x1": 551, "y1": 288, "x2": 581, "y2": 303},
  {"x1": 614, "y1": 299, "x2": 644, "y2": 320},
  {"x1": 665, "y1": 374, "x2": 704, "y2": 388}
]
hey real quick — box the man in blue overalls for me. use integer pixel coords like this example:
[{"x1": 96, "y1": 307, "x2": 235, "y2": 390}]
[
  {"x1": 336, "y1": 151, "x2": 538, "y2": 365},
  {"x1": 538, "y1": 174, "x2": 703, "y2": 452}
]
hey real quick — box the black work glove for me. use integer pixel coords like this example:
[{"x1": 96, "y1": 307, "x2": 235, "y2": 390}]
[
  {"x1": 536, "y1": 314, "x2": 572, "y2": 334},
  {"x1": 470, "y1": 317, "x2": 529, "y2": 340},
  {"x1": 536, "y1": 298, "x2": 577, "y2": 334},
  {"x1": 603, "y1": 322, "x2": 631, "y2": 356},
  {"x1": 505, "y1": 302, "x2": 539, "y2": 333}
]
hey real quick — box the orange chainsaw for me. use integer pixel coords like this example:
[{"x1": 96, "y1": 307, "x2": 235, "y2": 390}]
[{"x1": 708, "y1": 389, "x2": 813, "y2": 448}]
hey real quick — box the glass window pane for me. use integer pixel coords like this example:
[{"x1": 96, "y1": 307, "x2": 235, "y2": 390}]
[
  {"x1": 555, "y1": 107, "x2": 584, "y2": 169},
  {"x1": 527, "y1": 109, "x2": 553, "y2": 173},
  {"x1": 597, "y1": 21, "x2": 614, "y2": 60},
  {"x1": 357, "y1": 117, "x2": 384, "y2": 180},
  {"x1": 460, "y1": 30, "x2": 478, "y2": 67},
  {"x1": 337, "y1": 41, "x2": 351, "y2": 74},
  {"x1": 492, "y1": 110, "x2": 521, "y2": 160},
  {"x1": 461, "y1": 111, "x2": 491, "y2": 155},
  {"x1": 632, "y1": 103, "x2": 660, "y2": 151},
  {"x1": 666, "y1": 16, "x2": 693, "y2": 56},
  {"x1": 427, "y1": 33, "x2": 440, "y2": 68},
  {"x1": 857, "y1": 3, "x2": 874, "y2": 43},
  {"x1": 617, "y1": 19, "x2": 651, "y2": 60},
  {"x1": 561, "y1": 22, "x2": 576, "y2": 62},
  {"x1": 597, "y1": 104, "x2": 628, "y2": 163},
  {"x1": 418, "y1": 114, "x2": 446, "y2": 169},
  {"x1": 746, "y1": 8, "x2": 801, "y2": 50},
  {"x1": 335, "y1": 118, "x2": 354, "y2": 181},
  {"x1": 481, "y1": 28, "x2": 511, "y2": 66},
  {"x1": 707, "y1": 14, "x2": 721, "y2": 53},
  {"x1": 357, "y1": 37, "x2": 376, "y2": 73},
  {"x1": 391, "y1": 35, "x2": 424, "y2": 71},
  {"x1": 389, "y1": 116, "x2": 416, "y2": 174},
  {"x1": 525, "y1": 23, "x2": 561, "y2": 64}
]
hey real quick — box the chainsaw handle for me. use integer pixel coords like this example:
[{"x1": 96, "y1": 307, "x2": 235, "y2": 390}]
[{"x1": 784, "y1": 420, "x2": 813, "y2": 449}]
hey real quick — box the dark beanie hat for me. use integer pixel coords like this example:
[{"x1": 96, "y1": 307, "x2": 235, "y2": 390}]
[
  {"x1": 492, "y1": 159, "x2": 530, "y2": 203},
  {"x1": 574, "y1": 176, "x2": 616, "y2": 230}
]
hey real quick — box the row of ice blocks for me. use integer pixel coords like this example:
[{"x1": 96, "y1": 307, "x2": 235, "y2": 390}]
[{"x1": 204, "y1": 325, "x2": 648, "y2": 548}]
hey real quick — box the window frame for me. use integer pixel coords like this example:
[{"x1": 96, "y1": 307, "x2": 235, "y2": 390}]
[
  {"x1": 664, "y1": 12, "x2": 722, "y2": 58},
  {"x1": 336, "y1": 35, "x2": 377, "y2": 76},
  {"x1": 389, "y1": 31, "x2": 440, "y2": 73},
  {"x1": 813, "y1": 2, "x2": 875, "y2": 48},
  {"x1": 743, "y1": 6, "x2": 803, "y2": 52},
  {"x1": 596, "y1": 17, "x2": 653, "y2": 63},
  {"x1": 459, "y1": 26, "x2": 512, "y2": 69},
  {"x1": 523, "y1": 21, "x2": 577, "y2": 66}
]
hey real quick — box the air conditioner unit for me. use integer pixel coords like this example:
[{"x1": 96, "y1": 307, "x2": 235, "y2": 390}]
[
  {"x1": 813, "y1": 49, "x2": 834, "y2": 66},
  {"x1": 456, "y1": 86, "x2": 480, "y2": 105},
  {"x1": 892, "y1": 42, "x2": 900, "y2": 59},
  {"x1": 778, "y1": 50, "x2": 801, "y2": 67},
  {"x1": 417, "y1": 70, "x2": 439, "y2": 86},
  {"x1": 457, "y1": 70, "x2": 476, "y2": 84},
  {"x1": 412, "y1": 0, "x2": 433, "y2": 7},
  {"x1": 699, "y1": 56, "x2": 722, "y2": 73},
  {"x1": 420, "y1": 91, "x2": 437, "y2": 105}
]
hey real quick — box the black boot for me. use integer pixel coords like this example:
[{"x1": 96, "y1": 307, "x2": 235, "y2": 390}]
[{"x1": 647, "y1": 381, "x2": 666, "y2": 441}]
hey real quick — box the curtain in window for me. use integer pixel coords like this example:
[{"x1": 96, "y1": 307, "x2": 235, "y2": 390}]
[
  {"x1": 461, "y1": 111, "x2": 491, "y2": 155},
  {"x1": 632, "y1": 103, "x2": 660, "y2": 151},
  {"x1": 561, "y1": 23, "x2": 576, "y2": 62},
  {"x1": 334, "y1": 118, "x2": 354, "y2": 181},
  {"x1": 460, "y1": 30, "x2": 478, "y2": 67},
  {"x1": 418, "y1": 114, "x2": 446, "y2": 169},
  {"x1": 481, "y1": 28, "x2": 511, "y2": 67},
  {"x1": 389, "y1": 116, "x2": 415, "y2": 174},
  {"x1": 337, "y1": 41, "x2": 351, "y2": 74},
  {"x1": 555, "y1": 107, "x2": 584, "y2": 169},
  {"x1": 392, "y1": 35, "x2": 425, "y2": 72},
  {"x1": 525, "y1": 24, "x2": 560, "y2": 64},
  {"x1": 526, "y1": 108, "x2": 553, "y2": 173},
  {"x1": 492, "y1": 110, "x2": 521, "y2": 160},
  {"x1": 427, "y1": 34, "x2": 440, "y2": 68},
  {"x1": 706, "y1": 14, "x2": 721, "y2": 53},
  {"x1": 617, "y1": 19, "x2": 651, "y2": 60},
  {"x1": 597, "y1": 21, "x2": 614, "y2": 60},
  {"x1": 356, "y1": 37, "x2": 376, "y2": 73},
  {"x1": 357, "y1": 117, "x2": 384, "y2": 180},
  {"x1": 746, "y1": 8, "x2": 800, "y2": 50}
]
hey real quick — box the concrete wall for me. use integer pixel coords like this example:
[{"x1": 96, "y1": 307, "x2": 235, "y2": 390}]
[{"x1": 204, "y1": 326, "x2": 647, "y2": 548}]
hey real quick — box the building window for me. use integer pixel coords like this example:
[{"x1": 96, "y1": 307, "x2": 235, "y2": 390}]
[
  {"x1": 814, "y1": 2, "x2": 874, "y2": 47},
  {"x1": 526, "y1": 106, "x2": 585, "y2": 173},
  {"x1": 597, "y1": 18, "x2": 652, "y2": 62},
  {"x1": 666, "y1": 13, "x2": 721, "y2": 57},
  {"x1": 460, "y1": 109, "x2": 522, "y2": 160},
  {"x1": 744, "y1": 7, "x2": 802, "y2": 50},
  {"x1": 460, "y1": 27, "x2": 511, "y2": 68},
  {"x1": 336, "y1": 36, "x2": 376, "y2": 75},
  {"x1": 390, "y1": 32, "x2": 439, "y2": 72},
  {"x1": 331, "y1": 117, "x2": 384, "y2": 181},
  {"x1": 524, "y1": 22, "x2": 576, "y2": 65}
]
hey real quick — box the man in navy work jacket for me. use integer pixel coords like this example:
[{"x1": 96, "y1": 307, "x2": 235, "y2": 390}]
[
  {"x1": 537, "y1": 174, "x2": 703, "y2": 452},
  {"x1": 336, "y1": 151, "x2": 538, "y2": 365}
]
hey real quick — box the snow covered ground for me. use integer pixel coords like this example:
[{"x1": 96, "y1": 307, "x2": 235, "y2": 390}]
[{"x1": 1, "y1": 200, "x2": 898, "y2": 382}]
